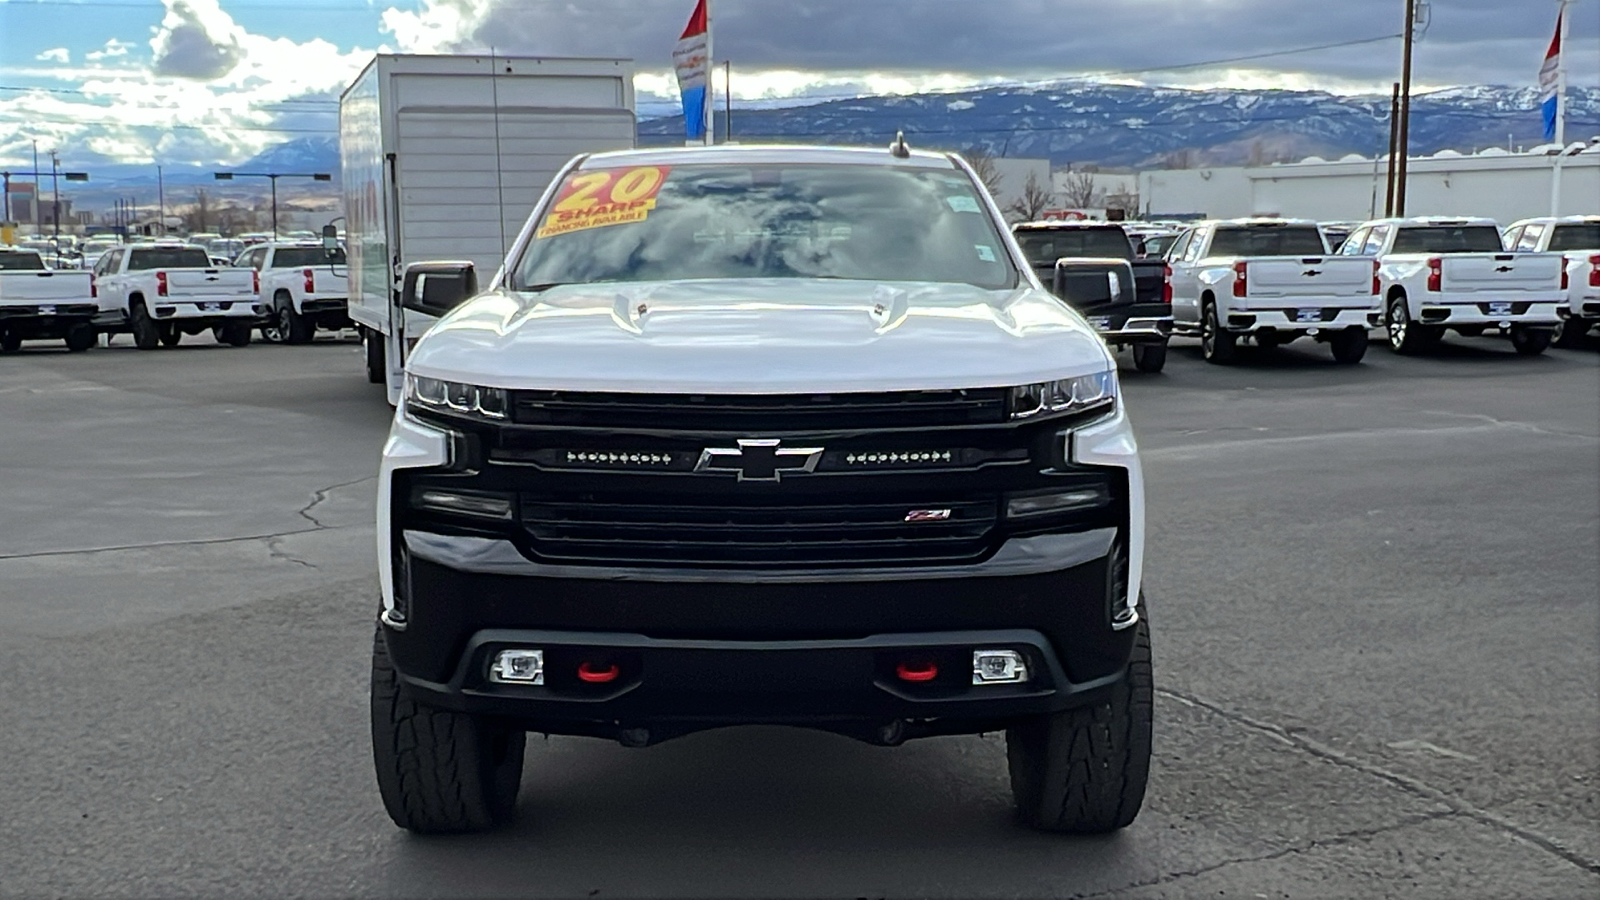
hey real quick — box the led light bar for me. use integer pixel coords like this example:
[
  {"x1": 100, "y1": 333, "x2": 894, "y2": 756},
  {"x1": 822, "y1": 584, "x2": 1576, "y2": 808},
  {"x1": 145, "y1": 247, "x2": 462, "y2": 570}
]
[
  {"x1": 845, "y1": 451, "x2": 954, "y2": 465},
  {"x1": 564, "y1": 451, "x2": 675, "y2": 466}
]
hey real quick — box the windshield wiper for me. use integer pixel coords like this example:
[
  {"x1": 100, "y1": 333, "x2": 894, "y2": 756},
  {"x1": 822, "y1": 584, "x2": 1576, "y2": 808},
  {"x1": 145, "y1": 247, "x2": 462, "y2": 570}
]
[{"x1": 518, "y1": 282, "x2": 577, "y2": 293}]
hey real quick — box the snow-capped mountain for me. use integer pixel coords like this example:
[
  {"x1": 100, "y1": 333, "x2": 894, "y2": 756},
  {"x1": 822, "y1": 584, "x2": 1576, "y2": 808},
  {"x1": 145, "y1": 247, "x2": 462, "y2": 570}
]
[{"x1": 641, "y1": 82, "x2": 1600, "y2": 168}]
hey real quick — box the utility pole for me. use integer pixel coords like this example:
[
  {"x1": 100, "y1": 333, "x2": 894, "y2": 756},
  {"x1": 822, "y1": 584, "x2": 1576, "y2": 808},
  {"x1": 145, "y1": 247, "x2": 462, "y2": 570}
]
[
  {"x1": 1395, "y1": 0, "x2": 1417, "y2": 217},
  {"x1": 49, "y1": 150, "x2": 61, "y2": 242},
  {"x1": 1384, "y1": 82, "x2": 1401, "y2": 216},
  {"x1": 158, "y1": 164, "x2": 166, "y2": 235},
  {"x1": 724, "y1": 60, "x2": 733, "y2": 143}
]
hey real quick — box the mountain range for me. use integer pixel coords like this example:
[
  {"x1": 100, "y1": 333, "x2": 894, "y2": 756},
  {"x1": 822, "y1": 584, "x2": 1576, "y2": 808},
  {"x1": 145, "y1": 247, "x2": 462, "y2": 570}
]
[{"x1": 29, "y1": 82, "x2": 1600, "y2": 212}]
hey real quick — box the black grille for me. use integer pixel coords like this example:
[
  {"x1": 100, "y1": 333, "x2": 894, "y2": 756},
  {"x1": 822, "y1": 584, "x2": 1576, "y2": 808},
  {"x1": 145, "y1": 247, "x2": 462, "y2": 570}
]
[
  {"x1": 511, "y1": 389, "x2": 1009, "y2": 431},
  {"x1": 520, "y1": 493, "x2": 999, "y2": 568}
]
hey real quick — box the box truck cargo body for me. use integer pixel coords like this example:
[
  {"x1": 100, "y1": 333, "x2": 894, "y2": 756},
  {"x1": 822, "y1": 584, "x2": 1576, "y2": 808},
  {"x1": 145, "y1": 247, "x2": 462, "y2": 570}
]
[{"x1": 340, "y1": 54, "x2": 636, "y2": 402}]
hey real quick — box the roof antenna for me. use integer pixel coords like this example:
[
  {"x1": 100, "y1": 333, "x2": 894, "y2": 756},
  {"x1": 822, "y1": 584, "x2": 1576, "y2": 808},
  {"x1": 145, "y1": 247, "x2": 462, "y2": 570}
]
[{"x1": 889, "y1": 130, "x2": 911, "y2": 159}]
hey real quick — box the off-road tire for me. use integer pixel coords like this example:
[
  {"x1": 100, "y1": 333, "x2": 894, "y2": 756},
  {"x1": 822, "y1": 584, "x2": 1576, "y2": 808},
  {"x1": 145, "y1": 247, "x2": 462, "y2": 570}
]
[
  {"x1": 278, "y1": 292, "x2": 312, "y2": 344},
  {"x1": 363, "y1": 327, "x2": 385, "y2": 385},
  {"x1": 1007, "y1": 610, "x2": 1152, "y2": 834},
  {"x1": 64, "y1": 324, "x2": 97, "y2": 352},
  {"x1": 0, "y1": 333, "x2": 20, "y2": 352},
  {"x1": 130, "y1": 299, "x2": 160, "y2": 350},
  {"x1": 1200, "y1": 299, "x2": 1237, "y2": 364},
  {"x1": 370, "y1": 626, "x2": 525, "y2": 834},
  {"x1": 1131, "y1": 340, "x2": 1167, "y2": 374},
  {"x1": 1329, "y1": 327, "x2": 1368, "y2": 365},
  {"x1": 1510, "y1": 326, "x2": 1551, "y2": 356},
  {"x1": 1552, "y1": 318, "x2": 1589, "y2": 348}
]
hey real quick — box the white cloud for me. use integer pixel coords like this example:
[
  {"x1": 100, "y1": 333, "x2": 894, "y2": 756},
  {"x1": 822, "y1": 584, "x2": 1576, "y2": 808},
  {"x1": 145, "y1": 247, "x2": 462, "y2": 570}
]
[
  {"x1": 36, "y1": 48, "x2": 71, "y2": 64},
  {"x1": 380, "y1": 0, "x2": 493, "y2": 53},
  {"x1": 86, "y1": 40, "x2": 137, "y2": 63},
  {"x1": 150, "y1": 0, "x2": 247, "y2": 80}
]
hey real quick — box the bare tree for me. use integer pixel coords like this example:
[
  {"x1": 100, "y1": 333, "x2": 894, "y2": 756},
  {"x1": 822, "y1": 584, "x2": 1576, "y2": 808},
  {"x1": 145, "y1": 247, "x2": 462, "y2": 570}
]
[
  {"x1": 184, "y1": 188, "x2": 211, "y2": 233},
  {"x1": 962, "y1": 148, "x2": 1004, "y2": 198},
  {"x1": 1061, "y1": 169, "x2": 1099, "y2": 208},
  {"x1": 1162, "y1": 148, "x2": 1195, "y2": 170},
  {"x1": 1006, "y1": 171, "x2": 1054, "y2": 222}
]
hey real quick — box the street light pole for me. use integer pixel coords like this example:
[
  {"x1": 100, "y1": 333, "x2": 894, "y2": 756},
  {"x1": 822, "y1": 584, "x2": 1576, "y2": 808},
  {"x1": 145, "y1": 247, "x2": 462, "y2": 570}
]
[
  {"x1": 1395, "y1": 0, "x2": 1417, "y2": 217},
  {"x1": 213, "y1": 171, "x2": 331, "y2": 237},
  {"x1": 158, "y1": 164, "x2": 166, "y2": 235},
  {"x1": 50, "y1": 150, "x2": 62, "y2": 242}
]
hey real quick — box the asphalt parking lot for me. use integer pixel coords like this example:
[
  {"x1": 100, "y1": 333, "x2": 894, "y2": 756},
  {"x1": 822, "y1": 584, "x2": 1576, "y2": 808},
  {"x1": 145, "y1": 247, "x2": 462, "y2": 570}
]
[{"x1": 0, "y1": 330, "x2": 1596, "y2": 899}]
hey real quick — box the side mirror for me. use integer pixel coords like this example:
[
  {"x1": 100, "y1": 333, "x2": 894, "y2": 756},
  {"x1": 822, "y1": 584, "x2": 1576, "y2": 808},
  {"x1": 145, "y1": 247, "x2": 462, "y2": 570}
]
[
  {"x1": 401, "y1": 261, "x2": 478, "y2": 318},
  {"x1": 322, "y1": 224, "x2": 339, "y2": 256}
]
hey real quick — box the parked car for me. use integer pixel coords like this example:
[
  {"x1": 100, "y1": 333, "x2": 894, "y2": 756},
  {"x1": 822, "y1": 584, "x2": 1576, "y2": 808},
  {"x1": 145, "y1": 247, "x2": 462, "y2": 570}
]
[
  {"x1": 236, "y1": 241, "x2": 351, "y2": 343},
  {"x1": 1340, "y1": 217, "x2": 1564, "y2": 355},
  {"x1": 1165, "y1": 219, "x2": 1377, "y2": 364},
  {"x1": 370, "y1": 143, "x2": 1152, "y2": 837},
  {"x1": 1500, "y1": 216, "x2": 1600, "y2": 347},
  {"x1": 1012, "y1": 221, "x2": 1172, "y2": 372},
  {"x1": 0, "y1": 246, "x2": 98, "y2": 351},
  {"x1": 91, "y1": 242, "x2": 262, "y2": 348}
]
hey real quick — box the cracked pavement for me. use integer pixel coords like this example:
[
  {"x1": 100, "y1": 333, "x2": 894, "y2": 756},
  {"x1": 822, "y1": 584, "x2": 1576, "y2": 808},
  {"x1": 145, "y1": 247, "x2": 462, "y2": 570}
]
[{"x1": 0, "y1": 332, "x2": 1596, "y2": 898}]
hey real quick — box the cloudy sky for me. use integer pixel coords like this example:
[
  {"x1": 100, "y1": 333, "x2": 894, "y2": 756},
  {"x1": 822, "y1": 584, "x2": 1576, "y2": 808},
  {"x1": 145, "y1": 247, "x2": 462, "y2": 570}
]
[{"x1": 1, "y1": 0, "x2": 1597, "y2": 167}]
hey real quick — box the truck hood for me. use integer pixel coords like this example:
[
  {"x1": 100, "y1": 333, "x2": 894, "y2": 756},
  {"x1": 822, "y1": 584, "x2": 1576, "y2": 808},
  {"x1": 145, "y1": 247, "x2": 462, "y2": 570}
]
[{"x1": 407, "y1": 278, "x2": 1114, "y2": 394}]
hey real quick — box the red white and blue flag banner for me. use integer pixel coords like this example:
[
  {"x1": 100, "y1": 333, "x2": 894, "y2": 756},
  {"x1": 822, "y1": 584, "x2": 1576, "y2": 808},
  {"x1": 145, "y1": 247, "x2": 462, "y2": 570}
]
[
  {"x1": 1539, "y1": 7, "x2": 1563, "y2": 142},
  {"x1": 673, "y1": 0, "x2": 710, "y2": 141}
]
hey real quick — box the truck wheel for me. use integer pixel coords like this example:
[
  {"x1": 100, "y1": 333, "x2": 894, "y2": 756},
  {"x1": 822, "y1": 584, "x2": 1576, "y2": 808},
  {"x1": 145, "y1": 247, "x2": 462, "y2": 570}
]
[
  {"x1": 64, "y1": 324, "x2": 97, "y2": 353},
  {"x1": 370, "y1": 626, "x2": 525, "y2": 834},
  {"x1": 1552, "y1": 318, "x2": 1589, "y2": 348},
  {"x1": 220, "y1": 322, "x2": 253, "y2": 347},
  {"x1": 1329, "y1": 327, "x2": 1368, "y2": 364},
  {"x1": 364, "y1": 327, "x2": 386, "y2": 384},
  {"x1": 1510, "y1": 326, "x2": 1551, "y2": 356},
  {"x1": 159, "y1": 324, "x2": 182, "y2": 347},
  {"x1": 1131, "y1": 341, "x2": 1167, "y2": 373},
  {"x1": 1008, "y1": 611, "x2": 1152, "y2": 833},
  {"x1": 130, "y1": 300, "x2": 160, "y2": 350},
  {"x1": 1200, "y1": 300, "x2": 1237, "y2": 364},
  {"x1": 278, "y1": 296, "x2": 312, "y2": 345},
  {"x1": 0, "y1": 333, "x2": 19, "y2": 352},
  {"x1": 1385, "y1": 297, "x2": 1437, "y2": 354}
]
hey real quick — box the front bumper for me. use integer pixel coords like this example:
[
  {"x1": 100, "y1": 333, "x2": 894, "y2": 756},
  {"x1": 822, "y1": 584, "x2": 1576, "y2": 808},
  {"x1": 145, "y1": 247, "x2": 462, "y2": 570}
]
[
  {"x1": 384, "y1": 529, "x2": 1133, "y2": 739},
  {"x1": 1223, "y1": 305, "x2": 1379, "y2": 333}
]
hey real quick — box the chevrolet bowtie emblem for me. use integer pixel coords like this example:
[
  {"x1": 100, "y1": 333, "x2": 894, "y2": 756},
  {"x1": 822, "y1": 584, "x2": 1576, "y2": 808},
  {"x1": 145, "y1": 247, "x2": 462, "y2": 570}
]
[{"x1": 695, "y1": 439, "x2": 824, "y2": 482}]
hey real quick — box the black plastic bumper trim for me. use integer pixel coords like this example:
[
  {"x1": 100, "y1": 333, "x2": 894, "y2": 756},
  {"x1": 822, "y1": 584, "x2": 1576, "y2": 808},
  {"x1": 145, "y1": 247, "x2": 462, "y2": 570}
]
[{"x1": 404, "y1": 527, "x2": 1117, "y2": 584}]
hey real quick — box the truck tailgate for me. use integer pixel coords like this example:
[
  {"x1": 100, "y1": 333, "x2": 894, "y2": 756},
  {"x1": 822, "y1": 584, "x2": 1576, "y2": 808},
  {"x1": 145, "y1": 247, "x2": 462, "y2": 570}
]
[
  {"x1": 1443, "y1": 254, "x2": 1562, "y2": 293},
  {"x1": 1246, "y1": 257, "x2": 1370, "y2": 299},
  {"x1": 0, "y1": 270, "x2": 94, "y2": 303},
  {"x1": 165, "y1": 269, "x2": 255, "y2": 298}
]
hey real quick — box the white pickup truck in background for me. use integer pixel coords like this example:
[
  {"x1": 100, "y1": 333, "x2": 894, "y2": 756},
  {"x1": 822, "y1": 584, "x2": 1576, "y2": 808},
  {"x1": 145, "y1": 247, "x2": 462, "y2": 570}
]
[
  {"x1": 237, "y1": 242, "x2": 351, "y2": 344},
  {"x1": 1340, "y1": 217, "x2": 1565, "y2": 356},
  {"x1": 1501, "y1": 215, "x2": 1600, "y2": 348},
  {"x1": 1166, "y1": 219, "x2": 1378, "y2": 364},
  {"x1": 92, "y1": 242, "x2": 263, "y2": 349},
  {"x1": 0, "y1": 247, "x2": 99, "y2": 352}
]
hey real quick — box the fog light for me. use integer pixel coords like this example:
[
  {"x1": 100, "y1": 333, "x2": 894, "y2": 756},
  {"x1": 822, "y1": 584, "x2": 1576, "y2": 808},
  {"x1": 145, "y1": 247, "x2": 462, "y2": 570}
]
[
  {"x1": 414, "y1": 489, "x2": 513, "y2": 521},
  {"x1": 490, "y1": 649, "x2": 544, "y2": 684},
  {"x1": 973, "y1": 649, "x2": 1030, "y2": 684},
  {"x1": 1005, "y1": 486, "x2": 1109, "y2": 519}
]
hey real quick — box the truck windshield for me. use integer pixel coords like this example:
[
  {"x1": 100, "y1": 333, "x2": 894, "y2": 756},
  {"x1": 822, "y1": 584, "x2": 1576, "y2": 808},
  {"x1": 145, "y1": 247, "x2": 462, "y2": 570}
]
[
  {"x1": 1390, "y1": 226, "x2": 1504, "y2": 254},
  {"x1": 512, "y1": 163, "x2": 1017, "y2": 290},
  {"x1": 128, "y1": 248, "x2": 213, "y2": 270},
  {"x1": 271, "y1": 247, "x2": 347, "y2": 267},
  {"x1": 1208, "y1": 227, "x2": 1328, "y2": 257},
  {"x1": 1548, "y1": 224, "x2": 1600, "y2": 252},
  {"x1": 0, "y1": 251, "x2": 46, "y2": 271},
  {"x1": 1014, "y1": 229, "x2": 1131, "y2": 265}
]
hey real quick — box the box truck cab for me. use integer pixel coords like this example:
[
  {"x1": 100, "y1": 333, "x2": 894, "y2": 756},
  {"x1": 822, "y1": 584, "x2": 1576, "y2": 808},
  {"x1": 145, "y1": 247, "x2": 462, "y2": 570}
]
[{"x1": 339, "y1": 54, "x2": 637, "y2": 403}]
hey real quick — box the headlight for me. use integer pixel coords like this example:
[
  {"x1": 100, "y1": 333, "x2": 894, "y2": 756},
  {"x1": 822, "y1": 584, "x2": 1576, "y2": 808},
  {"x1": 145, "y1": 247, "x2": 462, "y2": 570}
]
[
  {"x1": 1009, "y1": 371, "x2": 1117, "y2": 420},
  {"x1": 405, "y1": 373, "x2": 509, "y2": 421}
]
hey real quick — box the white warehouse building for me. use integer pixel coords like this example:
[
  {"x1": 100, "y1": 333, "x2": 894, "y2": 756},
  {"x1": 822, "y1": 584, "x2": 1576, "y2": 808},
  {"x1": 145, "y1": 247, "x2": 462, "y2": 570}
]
[{"x1": 1137, "y1": 144, "x2": 1600, "y2": 223}]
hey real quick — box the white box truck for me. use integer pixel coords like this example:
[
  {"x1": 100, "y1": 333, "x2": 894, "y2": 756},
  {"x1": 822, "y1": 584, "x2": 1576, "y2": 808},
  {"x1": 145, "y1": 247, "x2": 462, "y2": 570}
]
[{"x1": 339, "y1": 54, "x2": 637, "y2": 403}]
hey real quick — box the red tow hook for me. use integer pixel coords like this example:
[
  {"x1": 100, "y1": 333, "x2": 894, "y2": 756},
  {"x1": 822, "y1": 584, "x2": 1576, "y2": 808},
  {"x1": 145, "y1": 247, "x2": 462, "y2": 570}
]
[
  {"x1": 895, "y1": 661, "x2": 939, "y2": 683},
  {"x1": 576, "y1": 661, "x2": 621, "y2": 684}
]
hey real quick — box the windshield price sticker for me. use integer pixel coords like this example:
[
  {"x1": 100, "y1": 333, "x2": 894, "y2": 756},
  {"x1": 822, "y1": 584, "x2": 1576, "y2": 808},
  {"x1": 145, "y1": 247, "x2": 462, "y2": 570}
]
[{"x1": 537, "y1": 166, "x2": 672, "y2": 239}]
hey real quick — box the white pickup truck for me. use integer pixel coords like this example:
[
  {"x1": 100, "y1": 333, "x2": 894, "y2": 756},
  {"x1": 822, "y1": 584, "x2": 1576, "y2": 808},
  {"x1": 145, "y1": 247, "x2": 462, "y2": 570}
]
[
  {"x1": 0, "y1": 247, "x2": 98, "y2": 352},
  {"x1": 237, "y1": 241, "x2": 351, "y2": 344},
  {"x1": 1501, "y1": 216, "x2": 1600, "y2": 348},
  {"x1": 92, "y1": 243, "x2": 263, "y2": 349},
  {"x1": 1166, "y1": 219, "x2": 1378, "y2": 364},
  {"x1": 1338, "y1": 217, "x2": 1565, "y2": 355}
]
